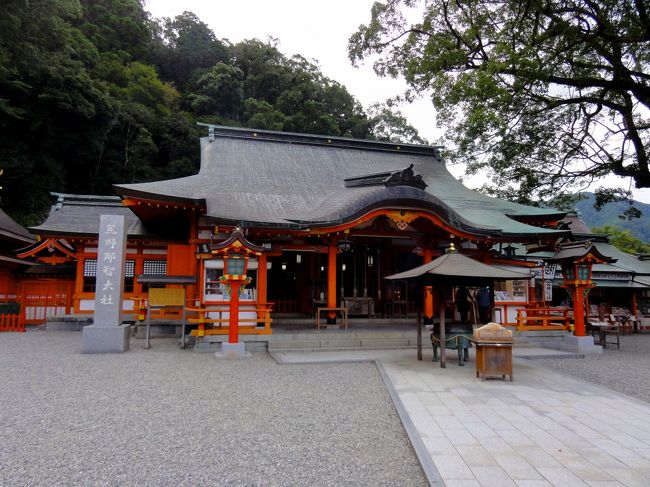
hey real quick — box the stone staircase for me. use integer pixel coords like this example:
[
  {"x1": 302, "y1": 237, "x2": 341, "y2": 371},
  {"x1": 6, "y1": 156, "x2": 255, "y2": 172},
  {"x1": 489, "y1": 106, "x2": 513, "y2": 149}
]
[
  {"x1": 191, "y1": 328, "x2": 419, "y2": 353},
  {"x1": 512, "y1": 329, "x2": 570, "y2": 348}
]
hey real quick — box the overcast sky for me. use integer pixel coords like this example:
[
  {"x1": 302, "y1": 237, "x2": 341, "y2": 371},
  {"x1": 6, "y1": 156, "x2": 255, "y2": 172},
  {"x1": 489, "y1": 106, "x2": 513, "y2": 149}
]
[{"x1": 143, "y1": 0, "x2": 650, "y2": 204}]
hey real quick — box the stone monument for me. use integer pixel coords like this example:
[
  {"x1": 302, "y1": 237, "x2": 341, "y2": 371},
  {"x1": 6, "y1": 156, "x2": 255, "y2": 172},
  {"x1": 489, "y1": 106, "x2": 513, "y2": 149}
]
[{"x1": 81, "y1": 214, "x2": 130, "y2": 353}]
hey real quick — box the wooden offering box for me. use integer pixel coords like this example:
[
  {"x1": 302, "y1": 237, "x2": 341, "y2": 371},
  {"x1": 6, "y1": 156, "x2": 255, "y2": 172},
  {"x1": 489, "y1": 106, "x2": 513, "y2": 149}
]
[{"x1": 473, "y1": 323, "x2": 513, "y2": 381}]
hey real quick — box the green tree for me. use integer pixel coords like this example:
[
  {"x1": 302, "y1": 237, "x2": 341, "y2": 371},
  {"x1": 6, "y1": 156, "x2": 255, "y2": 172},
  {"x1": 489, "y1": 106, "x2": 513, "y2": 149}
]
[
  {"x1": 242, "y1": 98, "x2": 286, "y2": 131},
  {"x1": 367, "y1": 103, "x2": 426, "y2": 144},
  {"x1": 228, "y1": 40, "x2": 375, "y2": 138},
  {"x1": 149, "y1": 12, "x2": 230, "y2": 90},
  {"x1": 349, "y1": 0, "x2": 650, "y2": 202},
  {"x1": 592, "y1": 225, "x2": 650, "y2": 254},
  {"x1": 187, "y1": 62, "x2": 244, "y2": 118},
  {"x1": 0, "y1": 0, "x2": 181, "y2": 223},
  {"x1": 0, "y1": 0, "x2": 108, "y2": 224},
  {"x1": 0, "y1": 3, "x2": 425, "y2": 226},
  {"x1": 78, "y1": 0, "x2": 151, "y2": 62}
]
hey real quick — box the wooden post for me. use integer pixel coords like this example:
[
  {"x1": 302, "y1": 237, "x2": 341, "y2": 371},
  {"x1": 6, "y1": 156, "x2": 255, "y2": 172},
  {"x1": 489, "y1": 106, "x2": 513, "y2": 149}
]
[
  {"x1": 327, "y1": 243, "x2": 337, "y2": 322},
  {"x1": 423, "y1": 248, "x2": 433, "y2": 323},
  {"x1": 417, "y1": 308, "x2": 422, "y2": 361},
  {"x1": 257, "y1": 253, "x2": 267, "y2": 304},
  {"x1": 439, "y1": 288, "x2": 446, "y2": 368},
  {"x1": 572, "y1": 285, "x2": 586, "y2": 337},
  {"x1": 229, "y1": 281, "x2": 242, "y2": 343}
]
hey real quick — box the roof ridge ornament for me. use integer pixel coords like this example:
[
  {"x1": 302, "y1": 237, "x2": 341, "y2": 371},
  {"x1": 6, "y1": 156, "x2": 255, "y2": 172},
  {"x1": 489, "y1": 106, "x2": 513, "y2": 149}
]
[
  {"x1": 384, "y1": 164, "x2": 427, "y2": 190},
  {"x1": 344, "y1": 164, "x2": 427, "y2": 190}
]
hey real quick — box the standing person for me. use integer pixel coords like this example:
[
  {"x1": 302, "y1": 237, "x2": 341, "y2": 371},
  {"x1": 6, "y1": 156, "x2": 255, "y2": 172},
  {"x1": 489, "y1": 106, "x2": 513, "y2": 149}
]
[
  {"x1": 455, "y1": 286, "x2": 470, "y2": 323},
  {"x1": 477, "y1": 287, "x2": 491, "y2": 324}
]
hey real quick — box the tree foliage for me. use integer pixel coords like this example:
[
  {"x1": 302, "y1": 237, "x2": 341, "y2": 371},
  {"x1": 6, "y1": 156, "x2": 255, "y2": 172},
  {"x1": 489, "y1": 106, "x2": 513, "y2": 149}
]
[
  {"x1": 349, "y1": 0, "x2": 650, "y2": 203},
  {"x1": 367, "y1": 103, "x2": 427, "y2": 144},
  {"x1": 0, "y1": 2, "x2": 422, "y2": 226}
]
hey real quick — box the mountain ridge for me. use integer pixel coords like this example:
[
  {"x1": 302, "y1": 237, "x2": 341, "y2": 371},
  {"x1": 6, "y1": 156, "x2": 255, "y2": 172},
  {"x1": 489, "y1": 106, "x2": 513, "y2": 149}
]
[{"x1": 564, "y1": 193, "x2": 650, "y2": 243}]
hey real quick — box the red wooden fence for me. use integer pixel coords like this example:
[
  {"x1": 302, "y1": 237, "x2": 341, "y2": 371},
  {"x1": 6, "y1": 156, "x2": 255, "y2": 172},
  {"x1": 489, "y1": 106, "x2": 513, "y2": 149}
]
[{"x1": 0, "y1": 314, "x2": 25, "y2": 332}]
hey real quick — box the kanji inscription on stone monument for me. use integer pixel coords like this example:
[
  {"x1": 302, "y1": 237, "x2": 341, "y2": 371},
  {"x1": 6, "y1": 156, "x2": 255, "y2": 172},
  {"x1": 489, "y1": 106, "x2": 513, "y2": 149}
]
[
  {"x1": 93, "y1": 215, "x2": 127, "y2": 326},
  {"x1": 81, "y1": 214, "x2": 130, "y2": 353}
]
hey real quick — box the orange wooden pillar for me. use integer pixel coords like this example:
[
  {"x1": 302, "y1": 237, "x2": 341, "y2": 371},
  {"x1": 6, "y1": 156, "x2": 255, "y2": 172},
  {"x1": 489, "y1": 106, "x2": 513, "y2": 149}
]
[
  {"x1": 423, "y1": 248, "x2": 434, "y2": 324},
  {"x1": 228, "y1": 281, "x2": 242, "y2": 343},
  {"x1": 257, "y1": 253, "x2": 267, "y2": 304},
  {"x1": 327, "y1": 243, "x2": 337, "y2": 323},
  {"x1": 571, "y1": 286, "x2": 586, "y2": 337},
  {"x1": 256, "y1": 253, "x2": 268, "y2": 325}
]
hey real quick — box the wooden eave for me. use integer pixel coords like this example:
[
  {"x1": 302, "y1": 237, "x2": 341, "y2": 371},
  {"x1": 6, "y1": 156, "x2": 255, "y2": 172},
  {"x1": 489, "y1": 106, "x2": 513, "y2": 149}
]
[
  {"x1": 488, "y1": 256, "x2": 539, "y2": 268},
  {"x1": 17, "y1": 238, "x2": 77, "y2": 264},
  {"x1": 122, "y1": 196, "x2": 204, "y2": 221}
]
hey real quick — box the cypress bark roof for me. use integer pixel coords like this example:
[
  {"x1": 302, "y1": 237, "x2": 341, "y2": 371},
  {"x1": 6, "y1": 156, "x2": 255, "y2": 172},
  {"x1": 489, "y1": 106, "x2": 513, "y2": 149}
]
[
  {"x1": 0, "y1": 208, "x2": 34, "y2": 245},
  {"x1": 29, "y1": 194, "x2": 149, "y2": 238},
  {"x1": 114, "y1": 125, "x2": 566, "y2": 238}
]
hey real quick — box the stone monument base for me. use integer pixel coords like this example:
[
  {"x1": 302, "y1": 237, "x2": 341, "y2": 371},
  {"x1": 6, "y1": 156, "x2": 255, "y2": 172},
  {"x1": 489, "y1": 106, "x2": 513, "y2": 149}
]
[
  {"x1": 215, "y1": 341, "x2": 250, "y2": 358},
  {"x1": 82, "y1": 324, "x2": 130, "y2": 353},
  {"x1": 560, "y1": 334, "x2": 603, "y2": 354}
]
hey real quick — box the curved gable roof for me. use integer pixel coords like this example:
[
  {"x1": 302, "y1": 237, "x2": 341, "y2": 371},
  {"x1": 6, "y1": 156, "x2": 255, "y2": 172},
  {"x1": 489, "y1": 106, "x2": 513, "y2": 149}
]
[{"x1": 115, "y1": 126, "x2": 565, "y2": 238}]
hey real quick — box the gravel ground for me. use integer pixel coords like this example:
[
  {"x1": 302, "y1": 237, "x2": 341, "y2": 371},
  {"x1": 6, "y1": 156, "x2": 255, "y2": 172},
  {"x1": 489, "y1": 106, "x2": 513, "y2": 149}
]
[
  {"x1": 0, "y1": 330, "x2": 427, "y2": 487},
  {"x1": 532, "y1": 333, "x2": 650, "y2": 403}
]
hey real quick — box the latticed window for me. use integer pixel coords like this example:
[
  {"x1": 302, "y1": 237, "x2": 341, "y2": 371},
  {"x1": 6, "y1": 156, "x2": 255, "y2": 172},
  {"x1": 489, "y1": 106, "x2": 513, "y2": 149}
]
[
  {"x1": 124, "y1": 259, "x2": 135, "y2": 293},
  {"x1": 143, "y1": 260, "x2": 166, "y2": 275},
  {"x1": 83, "y1": 259, "x2": 97, "y2": 292},
  {"x1": 82, "y1": 258, "x2": 137, "y2": 293},
  {"x1": 141, "y1": 260, "x2": 167, "y2": 292}
]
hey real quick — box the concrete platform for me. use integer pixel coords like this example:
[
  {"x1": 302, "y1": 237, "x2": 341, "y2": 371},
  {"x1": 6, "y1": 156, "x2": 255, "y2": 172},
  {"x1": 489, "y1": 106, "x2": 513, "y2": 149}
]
[{"x1": 271, "y1": 347, "x2": 650, "y2": 487}]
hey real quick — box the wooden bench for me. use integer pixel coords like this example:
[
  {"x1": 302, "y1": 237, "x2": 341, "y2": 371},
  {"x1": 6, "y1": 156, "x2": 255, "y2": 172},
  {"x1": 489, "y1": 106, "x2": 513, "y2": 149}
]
[
  {"x1": 315, "y1": 307, "x2": 348, "y2": 330},
  {"x1": 610, "y1": 314, "x2": 634, "y2": 335},
  {"x1": 587, "y1": 321, "x2": 620, "y2": 349}
]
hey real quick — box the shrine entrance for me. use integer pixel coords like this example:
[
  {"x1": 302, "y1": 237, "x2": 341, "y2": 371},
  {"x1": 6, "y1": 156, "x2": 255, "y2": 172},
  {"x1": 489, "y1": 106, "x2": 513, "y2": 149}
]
[{"x1": 265, "y1": 241, "x2": 421, "y2": 319}]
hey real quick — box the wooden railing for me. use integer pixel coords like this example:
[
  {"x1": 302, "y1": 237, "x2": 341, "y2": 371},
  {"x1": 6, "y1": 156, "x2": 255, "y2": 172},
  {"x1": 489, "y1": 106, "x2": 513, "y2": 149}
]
[
  {"x1": 182, "y1": 303, "x2": 273, "y2": 346},
  {"x1": 0, "y1": 314, "x2": 25, "y2": 333},
  {"x1": 272, "y1": 299, "x2": 297, "y2": 313},
  {"x1": 516, "y1": 307, "x2": 572, "y2": 331}
]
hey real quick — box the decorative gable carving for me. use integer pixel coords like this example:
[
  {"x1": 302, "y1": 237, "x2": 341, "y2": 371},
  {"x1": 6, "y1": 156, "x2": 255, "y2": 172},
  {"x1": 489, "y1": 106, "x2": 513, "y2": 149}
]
[{"x1": 17, "y1": 238, "x2": 77, "y2": 265}]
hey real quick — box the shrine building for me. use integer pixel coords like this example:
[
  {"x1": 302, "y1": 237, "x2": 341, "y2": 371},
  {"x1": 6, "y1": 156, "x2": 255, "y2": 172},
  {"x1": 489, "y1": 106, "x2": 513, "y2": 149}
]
[{"x1": 20, "y1": 124, "x2": 572, "y2": 327}]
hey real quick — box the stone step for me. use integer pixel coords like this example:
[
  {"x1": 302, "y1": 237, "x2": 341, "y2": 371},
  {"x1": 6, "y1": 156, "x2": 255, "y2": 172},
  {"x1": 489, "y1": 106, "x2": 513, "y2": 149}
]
[
  {"x1": 514, "y1": 330, "x2": 568, "y2": 337},
  {"x1": 269, "y1": 346, "x2": 417, "y2": 353},
  {"x1": 269, "y1": 332, "x2": 418, "y2": 341},
  {"x1": 192, "y1": 335, "x2": 418, "y2": 352},
  {"x1": 267, "y1": 337, "x2": 416, "y2": 352}
]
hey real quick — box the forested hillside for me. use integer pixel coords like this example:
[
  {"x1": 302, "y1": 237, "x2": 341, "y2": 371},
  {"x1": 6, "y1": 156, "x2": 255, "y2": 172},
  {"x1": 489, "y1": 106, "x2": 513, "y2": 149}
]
[
  {"x1": 573, "y1": 193, "x2": 650, "y2": 244},
  {"x1": 0, "y1": 1, "x2": 422, "y2": 226}
]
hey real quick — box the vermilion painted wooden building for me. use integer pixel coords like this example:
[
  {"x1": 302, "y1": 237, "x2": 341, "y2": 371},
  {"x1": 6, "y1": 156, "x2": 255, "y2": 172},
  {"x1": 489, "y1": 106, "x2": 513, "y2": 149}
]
[
  {"x1": 0, "y1": 208, "x2": 35, "y2": 322},
  {"x1": 21, "y1": 125, "x2": 571, "y2": 325}
]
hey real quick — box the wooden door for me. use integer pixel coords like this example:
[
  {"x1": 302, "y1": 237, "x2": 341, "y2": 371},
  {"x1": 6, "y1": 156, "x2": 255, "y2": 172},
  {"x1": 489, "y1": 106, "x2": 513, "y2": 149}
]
[{"x1": 18, "y1": 279, "x2": 74, "y2": 324}]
